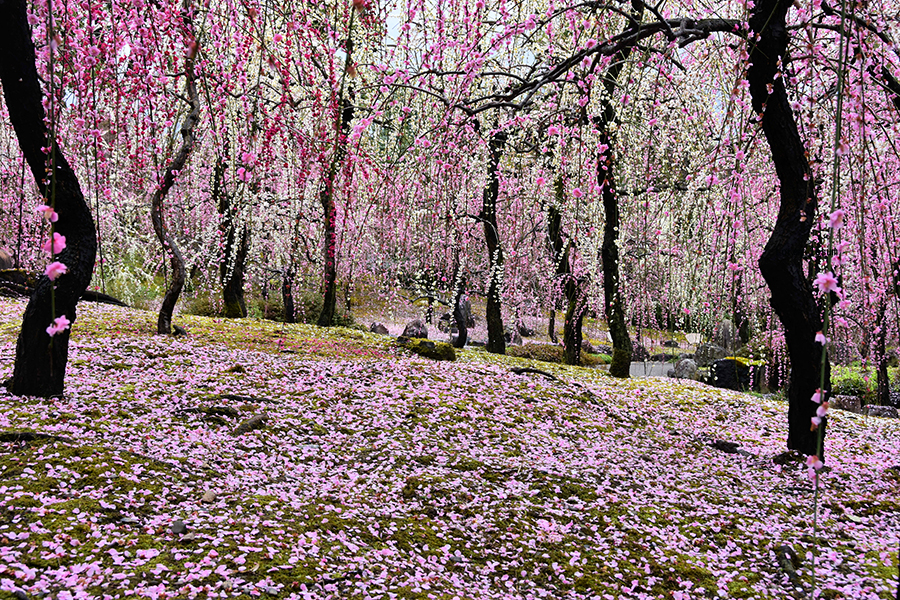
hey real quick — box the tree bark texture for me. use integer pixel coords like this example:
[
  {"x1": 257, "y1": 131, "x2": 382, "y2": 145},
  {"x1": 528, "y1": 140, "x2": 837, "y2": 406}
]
[
  {"x1": 451, "y1": 275, "x2": 468, "y2": 349},
  {"x1": 281, "y1": 271, "x2": 295, "y2": 324},
  {"x1": 482, "y1": 130, "x2": 508, "y2": 355},
  {"x1": 749, "y1": 0, "x2": 828, "y2": 456},
  {"x1": 150, "y1": 15, "x2": 200, "y2": 335},
  {"x1": 215, "y1": 159, "x2": 249, "y2": 319},
  {"x1": 1, "y1": 0, "x2": 97, "y2": 397},
  {"x1": 563, "y1": 278, "x2": 585, "y2": 366},
  {"x1": 547, "y1": 200, "x2": 567, "y2": 347},
  {"x1": 317, "y1": 97, "x2": 354, "y2": 327},
  {"x1": 596, "y1": 2, "x2": 642, "y2": 378}
]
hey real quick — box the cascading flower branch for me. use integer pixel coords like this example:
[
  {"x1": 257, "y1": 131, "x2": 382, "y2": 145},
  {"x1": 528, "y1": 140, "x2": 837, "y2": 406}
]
[{"x1": 37, "y1": 203, "x2": 69, "y2": 337}]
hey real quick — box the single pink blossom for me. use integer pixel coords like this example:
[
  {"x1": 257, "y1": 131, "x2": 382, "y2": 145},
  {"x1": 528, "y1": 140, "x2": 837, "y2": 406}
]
[
  {"x1": 813, "y1": 271, "x2": 839, "y2": 294},
  {"x1": 36, "y1": 204, "x2": 58, "y2": 222},
  {"x1": 806, "y1": 455, "x2": 823, "y2": 471},
  {"x1": 535, "y1": 176, "x2": 546, "y2": 187},
  {"x1": 811, "y1": 416, "x2": 822, "y2": 430},
  {"x1": 828, "y1": 209, "x2": 846, "y2": 230},
  {"x1": 46, "y1": 315, "x2": 70, "y2": 337},
  {"x1": 547, "y1": 125, "x2": 560, "y2": 136},
  {"x1": 44, "y1": 261, "x2": 67, "y2": 280},
  {"x1": 816, "y1": 402, "x2": 829, "y2": 418},
  {"x1": 815, "y1": 331, "x2": 828, "y2": 345},
  {"x1": 811, "y1": 389, "x2": 824, "y2": 404},
  {"x1": 41, "y1": 232, "x2": 66, "y2": 255},
  {"x1": 572, "y1": 187, "x2": 583, "y2": 198}
]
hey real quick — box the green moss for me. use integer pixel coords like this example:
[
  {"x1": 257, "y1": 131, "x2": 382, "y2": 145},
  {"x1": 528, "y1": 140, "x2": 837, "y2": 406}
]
[{"x1": 398, "y1": 338, "x2": 457, "y2": 361}]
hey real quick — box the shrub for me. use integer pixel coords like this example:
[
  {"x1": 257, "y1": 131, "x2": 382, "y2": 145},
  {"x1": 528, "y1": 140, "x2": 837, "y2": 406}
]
[
  {"x1": 507, "y1": 343, "x2": 609, "y2": 366},
  {"x1": 831, "y1": 366, "x2": 876, "y2": 405},
  {"x1": 399, "y1": 338, "x2": 456, "y2": 361}
]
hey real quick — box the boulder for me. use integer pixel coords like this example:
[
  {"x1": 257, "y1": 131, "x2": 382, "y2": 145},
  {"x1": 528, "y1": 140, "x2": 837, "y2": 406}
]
[
  {"x1": 709, "y1": 358, "x2": 750, "y2": 391},
  {"x1": 504, "y1": 326, "x2": 523, "y2": 346},
  {"x1": 595, "y1": 344, "x2": 613, "y2": 355},
  {"x1": 695, "y1": 343, "x2": 727, "y2": 367},
  {"x1": 830, "y1": 395, "x2": 862, "y2": 414},
  {"x1": 398, "y1": 338, "x2": 456, "y2": 361},
  {"x1": 370, "y1": 322, "x2": 389, "y2": 335},
  {"x1": 865, "y1": 405, "x2": 899, "y2": 419},
  {"x1": 401, "y1": 319, "x2": 428, "y2": 339},
  {"x1": 673, "y1": 358, "x2": 698, "y2": 380},
  {"x1": 581, "y1": 339, "x2": 595, "y2": 354},
  {"x1": 663, "y1": 339, "x2": 680, "y2": 348},
  {"x1": 437, "y1": 313, "x2": 453, "y2": 334},
  {"x1": 518, "y1": 322, "x2": 536, "y2": 337},
  {"x1": 713, "y1": 320, "x2": 738, "y2": 353},
  {"x1": 890, "y1": 391, "x2": 900, "y2": 408},
  {"x1": 0, "y1": 249, "x2": 11, "y2": 270}
]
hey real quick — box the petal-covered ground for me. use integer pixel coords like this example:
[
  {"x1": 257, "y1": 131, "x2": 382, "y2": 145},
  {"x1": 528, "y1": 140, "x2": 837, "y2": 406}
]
[{"x1": 0, "y1": 299, "x2": 896, "y2": 600}]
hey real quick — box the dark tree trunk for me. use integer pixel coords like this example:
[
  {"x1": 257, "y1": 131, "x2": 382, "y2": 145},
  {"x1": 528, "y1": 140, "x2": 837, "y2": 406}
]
[
  {"x1": 563, "y1": 279, "x2": 585, "y2": 366},
  {"x1": 215, "y1": 160, "x2": 249, "y2": 319},
  {"x1": 151, "y1": 19, "x2": 200, "y2": 335},
  {"x1": 749, "y1": 0, "x2": 828, "y2": 456},
  {"x1": 451, "y1": 276, "x2": 468, "y2": 349},
  {"x1": 281, "y1": 271, "x2": 295, "y2": 324},
  {"x1": 594, "y1": 1, "x2": 641, "y2": 378},
  {"x1": 318, "y1": 97, "x2": 354, "y2": 327},
  {"x1": 546, "y1": 201, "x2": 566, "y2": 346},
  {"x1": 1, "y1": 0, "x2": 97, "y2": 397},
  {"x1": 482, "y1": 130, "x2": 508, "y2": 354},
  {"x1": 875, "y1": 301, "x2": 891, "y2": 406}
]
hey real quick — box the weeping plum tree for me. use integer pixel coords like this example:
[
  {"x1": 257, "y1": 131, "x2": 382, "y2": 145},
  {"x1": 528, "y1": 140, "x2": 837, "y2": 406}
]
[
  {"x1": 0, "y1": 0, "x2": 96, "y2": 396},
  {"x1": 150, "y1": 2, "x2": 201, "y2": 335},
  {"x1": 481, "y1": 128, "x2": 508, "y2": 354}
]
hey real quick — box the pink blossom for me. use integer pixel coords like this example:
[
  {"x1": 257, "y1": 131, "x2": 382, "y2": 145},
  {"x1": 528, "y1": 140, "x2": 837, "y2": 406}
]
[
  {"x1": 36, "y1": 204, "x2": 58, "y2": 222},
  {"x1": 547, "y1": 125, "x2": 560, "y2": 136},
  {"x1": 816, "y1": 402, "x2": 829, "y2": 418},
  {"x1": 41, "y1": 232, "x2": 66, "y2": 255},
  {"x1": 571, "y1": 187, "x2": 583, "y2": 198},
  {"x1": 44, "y1": 261, "x2": 68, "y2": 281},
  {"x1": 806, "y1": 455, "x2": 823, "y2": 471},
  {"x1": 46, "y1": 315, "x2": 70, "y2": 337},
  {"x1": 813, "y1": 271, "x2": 839, "y2": 294},
  {"x1": 815, "y1": 331, "x2": 828, "y2": 345},
  {"x1": 811, "y1": 389, "x2": 824, "y2": 404},
  {"x1": 828, "y1": 209, "x2": 846, "y2": 230},
  {"x1": 535, "y1": 176, "x2": 546, "y2": 187}
]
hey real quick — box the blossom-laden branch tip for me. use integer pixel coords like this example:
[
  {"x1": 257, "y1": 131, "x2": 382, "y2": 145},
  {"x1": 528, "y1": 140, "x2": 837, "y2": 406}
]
[
  {"x1": 36, "y1": 204, "x2": 58, "y2": 222},
  {"x1": 46, "y1": 315, "x2": 70, "y2": 337},
  {"x1": 44, "y1": 261, "x2": 67, "y2": 280},
  {"x1": 41, "y1": 232, "x2": 66, "y2": 255}
]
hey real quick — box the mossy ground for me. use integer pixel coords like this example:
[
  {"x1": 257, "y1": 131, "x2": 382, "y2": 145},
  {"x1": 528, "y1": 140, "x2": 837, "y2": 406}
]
[{"x1": 0, "y1": 299, "x2": 897, "y2": 599}]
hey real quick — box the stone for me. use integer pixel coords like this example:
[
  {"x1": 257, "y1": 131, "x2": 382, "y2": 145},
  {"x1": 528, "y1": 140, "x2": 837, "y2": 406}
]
[
  {"x1": 710, "y1": 439, "x2": 740, "y2": 454},
  {"x1": 173, "y1": 324, "x2": 188, "y2": 336},
  {"x1": 830, "y1": 395, "x2": 861, "y2": 414},
  {"x1": 631, "y1": 339, "x2": 649, "y2": 361},
  {"x1": 399, "y1": 338, "x2": 456, "y2": 361},
  {"x1": 232, "y1": 414, "x2": 268, "y2": 436},
  {"x1": 865, "y1": 405, "x2": 899, "y2": 419},
  {"x1": 708, "y1": 358, "x2": 750, "y2": 391},
  {"x1": 890, "y1": 391, "x2": 900, "y2": 408},
  {"x1": 663, "y1": 340, "x2": 680, "y2": 348},
  {"x1": 0, "y1": 249, "x2": 12, "y2": 271},
  {"x1": 581, "y1": 339, "x2": 595, "y2": 354},
  {"x1": 437, "y1": 313, "x2": 453, "y2": 333},
  {"x1": 712, "y1": 319, "x2": 738, "y2": 353},
  {"x1": 695, "y1": 343, "x2": 727, "y2": 367},
  {"x1": 401, "y1": 319, "x2": 428, "y2": 339},
  {"x1": 595, "y1": 344, "x2": 613, "y2": 355},
  {"x1": 504, "y1": 326, "x2": 523, "y2": 346},
  {"x1": 673, "y1": 358, "x2": 698, "y2": 380},
  {"x1": 170, "y1": 520, "x2": 188, "y2": 535},
  {"x1": 201, "y1": 490, "x2": 217, "y2": 503},
  {"x1": 369, "y1": 322, "x2": 389, "y2": 335},
  {"x1": 518, "y1": 322, "x2": 536, "y2": 337}
]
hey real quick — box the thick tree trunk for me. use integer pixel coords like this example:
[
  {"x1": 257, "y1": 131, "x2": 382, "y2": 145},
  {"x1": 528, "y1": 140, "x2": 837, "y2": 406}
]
[
  {"x1": 749, "y1": 0, "x2": 828, "y2": 456},
  {"x1": 1, "y1": 0, "x2": 97, "y2": 397},
  {"x1": 317, "y1": 97, "x2": 354, "y2": 328},
  {"x1": 547, "y1": 201, "x2": 566, "y2": 347},
  {"x1": 151, "y1": 15, "x2": 200, "y2": 335},
  {"x1": 874, "y1": 301, "x2": 891, "y2": 406},
  {"x1": 482, "y1": 130, "x2": 508, "y2": 354},
  {"x1": 548, "y1": 310, "x2": 557, "y2": 344},
  {"x1": 595, "y1": 1, "x2": 641, "y2": 378},
  {"x1": 563, "y1": 280, "x2": 585, "y2": 366},
  {"x1": 214, "y1": 158, "x2": 248, "y2": 318},
  {"x1": 281, "y1": 271, "x2": 295, "y2": 324},
  {"x1": 451, "y1": 276, "x2": 468, "y2": 349}
]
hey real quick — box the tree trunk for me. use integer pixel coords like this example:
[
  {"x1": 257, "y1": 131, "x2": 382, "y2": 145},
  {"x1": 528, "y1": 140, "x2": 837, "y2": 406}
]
[
  {"x1": 451, "y1": 275, "x2": 468, "y2": 349},
  {"x1": 151, "y1": 14, "x2": 200, "y2": 335},
  {"x1": 595, "y1": 1, "x2": 641, "y2": 378},
  {"x1": 547, "y1": 201, "x2": 566, "y2": 346},
  {"x1": 1, "y1": 0, "x2": 97, "y2": 397},
  {"x1": 317, "y1": 97, "x2": 354, "y2": 328},
  {"x1": 482, "y1": 130, "x2": 508, "y2": 355},
  {"x1": 563, "y1": 279, "x2": 585, "y2": 366},
  {"x1": 875, "y1": 301, "x2": 891, "y2": 406},
  {"x1": 749, "y1": 0, "x2": 828, "y2": 456},
  {"x1": 282, "y1": 270, "x2": 295, "y2": 324},
  {"x1": 214, "y1": 157, "x2": 249, "y2": 319},
  {"x1": 548, "y1": 310, "x2": 557, "y2": 344}
]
